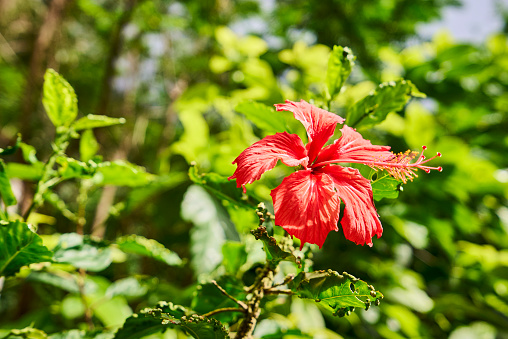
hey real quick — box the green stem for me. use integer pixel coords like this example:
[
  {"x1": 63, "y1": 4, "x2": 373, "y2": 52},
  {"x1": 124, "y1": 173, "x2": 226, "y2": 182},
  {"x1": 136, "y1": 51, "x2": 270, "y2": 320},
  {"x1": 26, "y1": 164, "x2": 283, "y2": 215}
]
[{"x1": 23, "y1": 131, "x2": 71, "y2": 220}]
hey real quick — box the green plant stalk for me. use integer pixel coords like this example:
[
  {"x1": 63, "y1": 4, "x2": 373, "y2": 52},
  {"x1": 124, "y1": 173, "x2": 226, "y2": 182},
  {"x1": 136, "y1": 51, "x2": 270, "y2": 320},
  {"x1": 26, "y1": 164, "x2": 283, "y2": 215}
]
[{"x1": 23, "y1": 130, "x2": 71, "y2": 220}]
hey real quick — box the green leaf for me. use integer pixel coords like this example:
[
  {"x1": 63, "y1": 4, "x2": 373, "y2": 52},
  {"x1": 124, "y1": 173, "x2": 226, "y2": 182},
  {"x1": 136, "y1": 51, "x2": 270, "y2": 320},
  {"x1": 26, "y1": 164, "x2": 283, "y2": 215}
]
[
  {"x1": 7, "y1": 327, "x2": 48, "y2": 339},
  {"x1": 92, "y1": 160, "x2": 154, "y2": 187},
  {"x1": 42, "y1": 69, "x2": 78, "y2": 127},
  {"x1": 221, "y1": 242, "x2": 247, "y2": 275},
  {"x1": 189, "y1": 164, "x2": 255, "y2": 210},
  {"x1": 192, "y1": 276, "x2": 246, "y2": 323},
  {"x1": 106, "y1": 277, "x2": 148, "y2": 299},
  {"x1": 347, "y1": 79, "x2": 424, "y2": 128},
  {"x1": 72, "y1": 114, "x2": 126, "y2": 131},
  {"x1": 0, "y1": 160, "x2": 17, "y2": 206},
  {"x1": 116, "y1": 235, "x2": 183, "y2": 266},
  {"x1": 80, "y1": 129, "x2": 99, "y2": 162},
  {"x1": 371, "y1": 174, "x2": 401, "y2": 201},
  {"x1": 289, "y1": 270, "x2": 383, "y2": 317},
  {"x1": 19, "y1": 142, "x2": 40, "y2": 164},
  {"x1": 326, "y1": 46, "x2": 355, "y2": 100},
  {"x1": 251, "y1": 226, "x2": 300, "y2": 270},
  {"x1": 26, "y1": 271, "x2": 95, "y2": 294},
  {"x1": 115, "y1": 302, "x2": 229, "y2": 339},
  {"x1": 0, "y1": 221, "x2": 53, "y2": 277},
  {"x1": 4, "y1": 162, "x2": 44, "y2": 181},
  {"x1": 56, "y1": 156, "x2": 96, "y2": 180},
  {"x1": 235, "y1": 101, "x2": 286, "y2": 133},
  {"x1": 52, "y1": 233, "x2": 112, "y2": 272}
]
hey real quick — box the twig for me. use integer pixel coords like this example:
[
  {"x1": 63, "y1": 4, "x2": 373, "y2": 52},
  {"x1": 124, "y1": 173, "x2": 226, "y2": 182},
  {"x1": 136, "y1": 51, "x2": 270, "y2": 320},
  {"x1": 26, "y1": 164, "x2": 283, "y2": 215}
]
[
  {"x1": 264, "y1": 288, "x2": 293, "y2": 295},
  {"x1": 77, "y1": 268, "x2": 94, "y2": 330},
  {"x1": 201, "y1": 307, "x2": 245, "y2": 318},
  {"x1": 271, "y1": 274, "x2": 295, "y2": 288},
  {"x1": 211, "y1": 280, "x2": 247, "y2": 310}
]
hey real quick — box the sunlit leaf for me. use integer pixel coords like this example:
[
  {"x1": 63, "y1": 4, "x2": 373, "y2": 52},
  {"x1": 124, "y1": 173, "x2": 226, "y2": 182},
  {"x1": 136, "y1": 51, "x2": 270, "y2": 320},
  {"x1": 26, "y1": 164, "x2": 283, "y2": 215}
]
[
  {"x1": 73, "y1": 114, "x2": 126, "y2": 131},
  {"x1": 326, "y1": 46, "x2": 355, "y2": 100},
  {"x1": 56, "y1": 156, "x2": 96, "y2": 180},
  {"x1": 93, "y1": 160, "x2": 155, "y2": 187},
  {"x1": 0, "y1": 160, "x2": 17, "y2": 206},
  {"x1": 4, "y1": 162, "x2": 44, "y2": 181},
  {"x1": 235, "y1": 101, "x2": 286, "y2": 133},
  {"x1": 0, "y1": 221, "x2": 53, "y2": 277},
  {"x1": 347, "y1": 79, "x2": 424, "y2": 128},
  {"x1": 371, "y1": 174, "x2": 401, "y2": 201},
  {"x1": 7, "y1": 327, "x2": 48, "y2": 339},
  {"x1": 116, "y1": 235, "x2": 183, "y2": 266},
  {"x1": 114, "y1": 302, "x2": 229, "y2": 339},
  {"x1": 80, "y1": 129, "x2": 99, "y2": 162},
  {"x1": 106, "y1": 277, "x2": 148, "y2": 299},
  {"x1": 52, "y1": 233, "x2": 112, "y2": 272},
  {"x1": 289, "y1": 270, "x2": 383, "y2": 317},
  {"x1": 42, "y1": 69, "x2": 78, "y2": 127}
]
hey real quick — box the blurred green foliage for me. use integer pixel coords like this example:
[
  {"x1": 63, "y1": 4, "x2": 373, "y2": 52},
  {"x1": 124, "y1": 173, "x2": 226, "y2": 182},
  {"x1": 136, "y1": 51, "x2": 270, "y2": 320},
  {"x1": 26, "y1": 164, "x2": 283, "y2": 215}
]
[{"x1": 0, "y1": 0, "x2": 507, "y2": 338}]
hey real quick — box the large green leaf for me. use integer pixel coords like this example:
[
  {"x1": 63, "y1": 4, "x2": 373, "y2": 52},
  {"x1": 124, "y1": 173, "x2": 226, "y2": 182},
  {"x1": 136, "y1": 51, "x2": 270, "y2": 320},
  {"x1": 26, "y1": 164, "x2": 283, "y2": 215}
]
[
  {"x1": 221, "y1": 242, "x2": 247, "y2": 275},
  {"x1": 182, "y1": 185, "x2": 237, "y2": 275},
  {"x1": 52, "y1": 233, "x2": 112, "y2": 272},
  {"x1": 326, "y1": 46, "x2": 355, "y2": 100},
  {"x1": 72, "y1": 114, "x2": 126, "y2": 131},
  {"x1": 346, "y1": 79, "x2": 424, "y2": 128},
  {"x1": 92, "y1": 160, "x2": 155, "y2": 187},
  {"x1": 114, "y1": 301, "x2": 229, "y2": 339},
  {"x1": 42, "y1": 69, "x2": 78, "y2": 127},
  {"x1": 289, "y1": 270, "x2": 383, "y2": 317},
  {"x1": 0, "y1": 160, "x2": 17, "y2": 206},
  {"x1": 191, "y1": 275, "x2": 246, "y2": 323},
  {"x1": 0, "y1": 221, "x2": 53, "y2": 277},
  {"x1": 251, "y1": 226, "x2": 299, "y2": 270},
  {"x1": 189, "y1": 164, "x2": 255, "y2": 210},
  {"x1": 116, "y1": 235, "x2": 183, "y2": 266},
  {"x1": 235, "y1": 101, "x2": 286, "y2": 133}
]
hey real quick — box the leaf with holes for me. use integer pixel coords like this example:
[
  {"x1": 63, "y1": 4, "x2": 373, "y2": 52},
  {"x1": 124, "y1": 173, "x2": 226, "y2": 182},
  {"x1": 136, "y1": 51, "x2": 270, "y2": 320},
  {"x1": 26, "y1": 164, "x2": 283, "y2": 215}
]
[
  {"x1": 289, "y1": 270, "x2": 383, "y2": 317},
  {"x1": 114, "y1": 302, "x2": 229, "y2": 339},
  {"x1": 0, "y1": 221, "x2": 53, "y2": 277}
]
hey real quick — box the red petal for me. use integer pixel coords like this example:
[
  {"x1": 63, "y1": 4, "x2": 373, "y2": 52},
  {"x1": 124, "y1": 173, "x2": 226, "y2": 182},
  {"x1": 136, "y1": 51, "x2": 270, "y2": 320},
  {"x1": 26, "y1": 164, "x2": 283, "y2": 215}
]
[
  {"x1": 270, "y1": 170, "x2": 340, "y2": 248},
  {"x1": 275, "y1": 100, "x2": 345, "y2": 164},
  {"x1": 314, "y1": 125, "x2": 392, "y2": 167},
  {"x1": 318, "y1": 165, "x2": 382, "y2": 246},
  {"x1": 229, "y1": 132, "x2": 308, "y2": 192}
]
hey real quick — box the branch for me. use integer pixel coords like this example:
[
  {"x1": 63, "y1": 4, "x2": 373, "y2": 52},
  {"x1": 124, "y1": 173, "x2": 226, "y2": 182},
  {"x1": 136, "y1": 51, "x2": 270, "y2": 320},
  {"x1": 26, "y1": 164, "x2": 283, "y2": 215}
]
[
  {"x1": 201, "y1": 307, "x2": 245, "y2": 318},
  {"x1": 211, "y1": 280, "x2": 247, "y2": 310}
]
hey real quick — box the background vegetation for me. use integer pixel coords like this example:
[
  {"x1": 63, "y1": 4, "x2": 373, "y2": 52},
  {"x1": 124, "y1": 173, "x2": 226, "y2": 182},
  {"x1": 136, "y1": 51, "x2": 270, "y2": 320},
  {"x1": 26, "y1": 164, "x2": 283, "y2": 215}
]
[{"x1": 1, "y1": 0, "x2": 508, "y2": 338}]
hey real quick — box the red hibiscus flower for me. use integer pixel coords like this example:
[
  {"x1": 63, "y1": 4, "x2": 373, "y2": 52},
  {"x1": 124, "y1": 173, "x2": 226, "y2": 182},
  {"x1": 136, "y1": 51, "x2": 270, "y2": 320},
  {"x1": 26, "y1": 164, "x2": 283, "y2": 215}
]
[{"x1": 229, "y1": 100, "x2": 442, "y2": 248}]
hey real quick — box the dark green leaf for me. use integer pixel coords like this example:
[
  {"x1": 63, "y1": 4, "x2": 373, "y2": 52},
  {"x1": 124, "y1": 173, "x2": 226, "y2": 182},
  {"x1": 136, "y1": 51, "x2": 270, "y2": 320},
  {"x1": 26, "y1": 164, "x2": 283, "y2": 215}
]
[
  {"x1": 189, "y1": 164, "x2": 255, "y2": 210},
  {"x1": 0, "y1": 134, "x2": 21, "y2": 156},
  {"x1": 192, "y1": 276, "x2": 246, "y2": 323},
  {"x1": 251, "y1": 226, "x2": 300, "y2": 270},
  {"x1": 80, "y1": 129, "x2": 99, "y2": 162},
  {"x1": 0, "y1": 160, "x2": 17, "y2": 206},
  {"x1": 222, "y1": 242, "x2": 247, "y2": 275},
  {"x1": 92, "y1": 160, "x2": 154, "y2": 187},
  {"x1": 347, "y1": 79, "x2": 424, "y2": 128},
  {"x1": 371, "y1": 175, "x2": 401, "y2": 201},
  {"x1": 0, "y1": 221, "x2": 53, "y2": 277},
  {"x1": 52, "y1": 233, "x2": 112, "y2": 272},
  {"x1": 116, "y1": 235, "x2": 183, "y2": 266},
  {"x1": 326, "y1": 46, "x2": 355, "y2": 100},
  {"x1": 114, "y1": 302, "x2": 229, "y2": 339},
  {"x1": 42, "y1": 69, "x2": 78, "y2": 127},
  {"x1": 235, "y1": 101, "x2": 286, "y2": 133},
  {"x1": 73, "y1": 114, "x2": 126, "y2": 131},
  {"x1": 289, "y1": 270, "x2": 383, "y2": 317}
]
